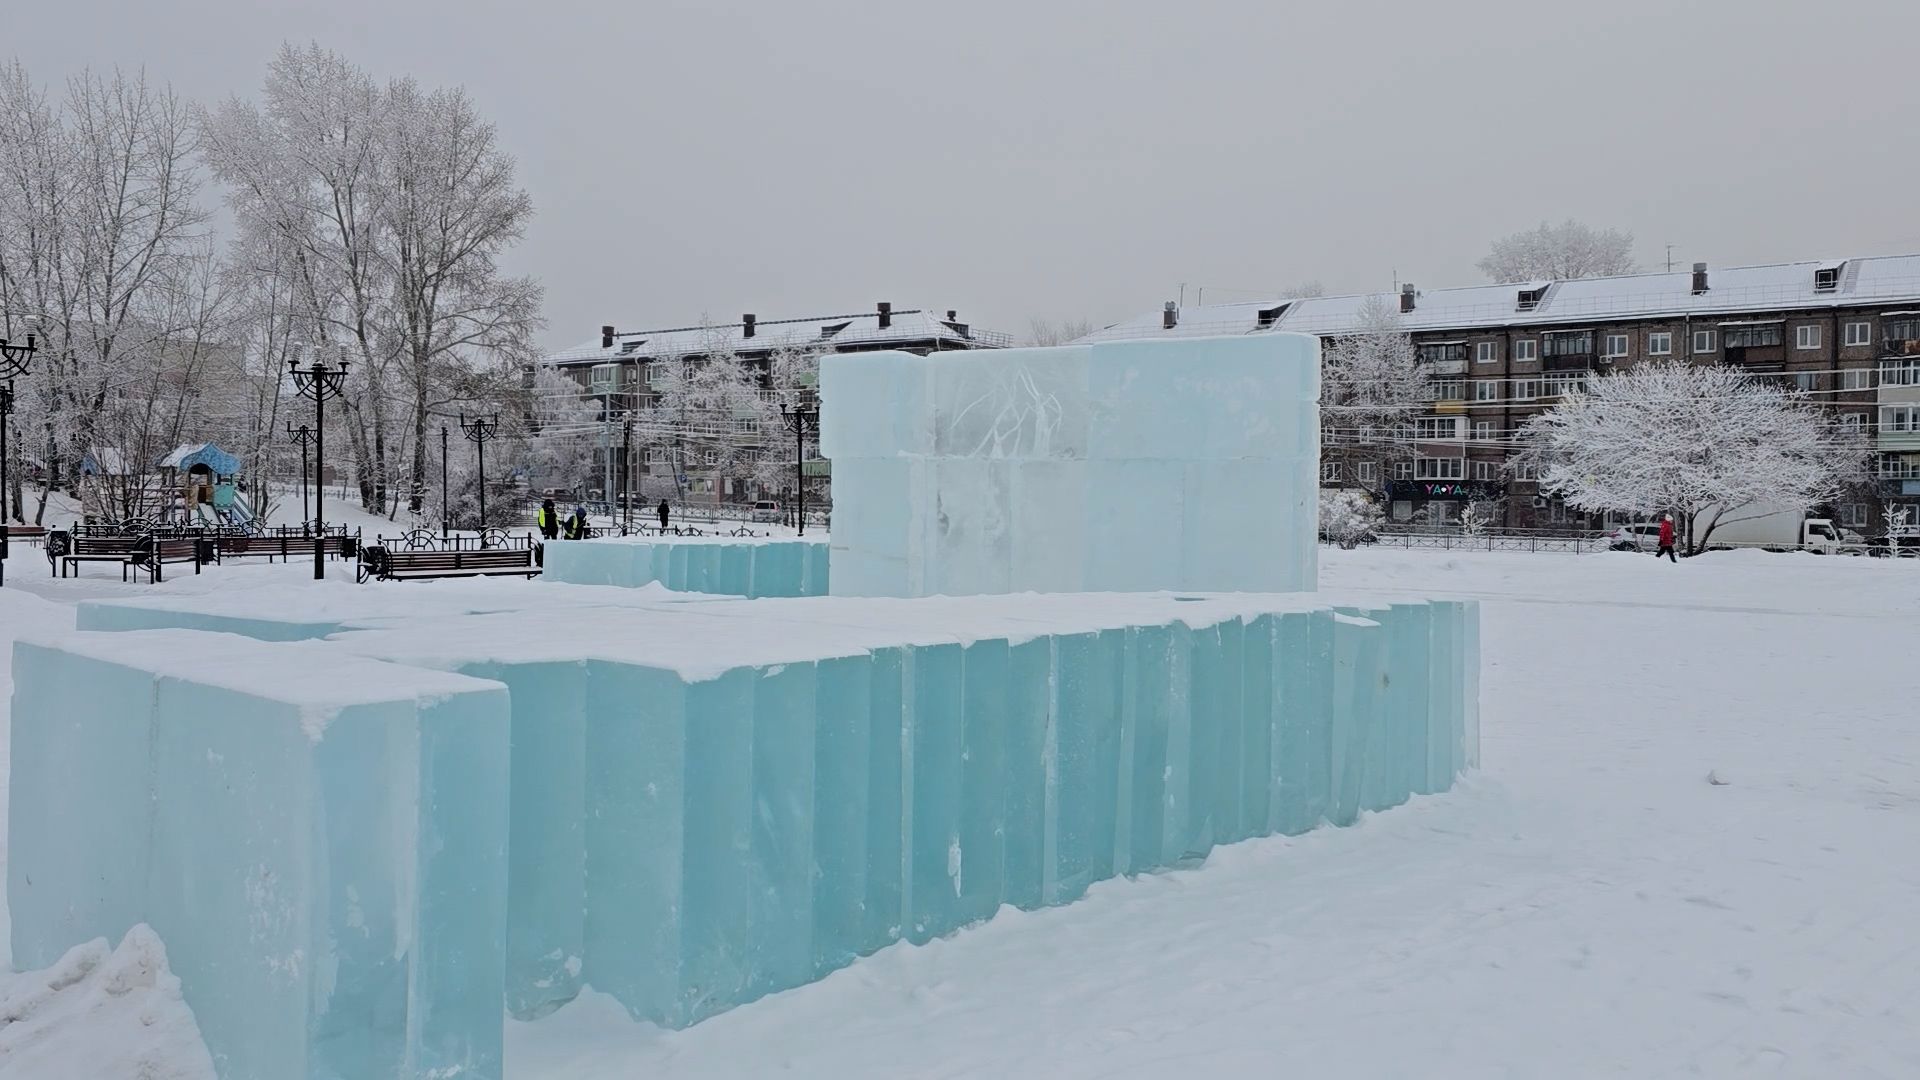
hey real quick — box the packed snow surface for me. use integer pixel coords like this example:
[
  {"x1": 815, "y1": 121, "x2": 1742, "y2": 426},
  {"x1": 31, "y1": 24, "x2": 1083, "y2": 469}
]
[{"x1": 2, "y1": 547, "x2": 1918, "y2": 1078}]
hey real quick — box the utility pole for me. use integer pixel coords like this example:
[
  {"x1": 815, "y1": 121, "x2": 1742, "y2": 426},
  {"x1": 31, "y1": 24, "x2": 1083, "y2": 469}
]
[
  {"x1": 1666, "y1": 243, "x2": 1675, "y2": 273},
  {"x1": 288, "y1": 345, "x2": 349, "y2": 580},
  {"x1": 0, "y1": 332, "x2": 37, "y2": 589},
  {"x1": 621, "y1": 416, "x2": 633, "y2": 535},
  {"x1": 285, "y1": 422, "x2": 315, "y2": 526},
  {"x1": 440, "y1": 425, "x2": 451, "y2": 540},
  {"x1": 460, "y1": 413, "x2": 499, "y2": 546},
  {"x1": 779, "y1": 386, "x2": 820, "y2": 537}
]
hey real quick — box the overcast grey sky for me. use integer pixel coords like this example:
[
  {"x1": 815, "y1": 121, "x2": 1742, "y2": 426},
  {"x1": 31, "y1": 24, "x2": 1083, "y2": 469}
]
[{"x1": 13, "y1": 0, "x2": 1920, "y2": 349}]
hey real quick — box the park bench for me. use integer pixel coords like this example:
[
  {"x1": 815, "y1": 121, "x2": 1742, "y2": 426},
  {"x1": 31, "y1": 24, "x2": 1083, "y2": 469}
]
[
  {"x1": 5, "y1": 524, "x2": 47, "y2": 546},
  {"x1": 217, "y1": 533, "x2": 358, "y2": 564},
  {"x1": 48, "y1": 531, "x2": 144, "y2": 581},
  {"x1": 133, "y1": 536, "x2": 203, "y2": 584},
  {"x1": 357, "y1": 542, "x2": 542, "y2": 583}
]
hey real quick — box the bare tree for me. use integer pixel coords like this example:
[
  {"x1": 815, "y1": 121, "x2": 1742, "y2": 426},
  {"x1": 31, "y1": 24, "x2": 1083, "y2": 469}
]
[
  {"x1": 1320, "y1": 294, "x2": 1425, "y2": 489},
  {"x1": 1021, "y1": 318, "x2": 1095, "y2": 347},
  {"x1": 1514, "y1": 362, "x2": 1862, "y2": 555},
  {"x1": 1478, "y1": 219, "x2": 1637, "y2": 282}
]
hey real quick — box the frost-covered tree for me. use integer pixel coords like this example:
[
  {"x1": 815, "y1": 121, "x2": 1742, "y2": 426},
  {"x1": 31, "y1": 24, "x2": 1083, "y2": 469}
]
[
  {"x1": 1320, "y1": 294, "x2": 1424, "y2": 486},
  {"x1": 1477, "y1": 220, "x2": 1636, "y2": 282},
  {"x1": 1514, "y1": 362, "x2": 1862, "y2": 555},
  {"x1": 1022, "y1": 318, "x2": 1095, "y2": 347},
  {"x1": 751, "y1": 342, "x2": 825, "y2": 502},
  {"x1": 643, "y1": 324, "x2": 766, "y2": 501},
  {"x1": 1318, "y1": 489, "x2": 1382, "y2": 548}
]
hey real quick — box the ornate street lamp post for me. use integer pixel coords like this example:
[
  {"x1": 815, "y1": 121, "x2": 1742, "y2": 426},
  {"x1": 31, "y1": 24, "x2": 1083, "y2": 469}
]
[
  {"x1": 289, "y1": 346, "x2": 350, "y2": 580},
  {"x1": 0, "y1": 333, "x2": 37, "y2": 588},
  {"x1": 286, "y1": 422, "x2": 315, "y2": 527},
  {"x1": 459, "y1": 413, "x2": 498, "y2": 546},
  {"x1": 779, "y1": 385, "x2": 820, "y2": 537}
]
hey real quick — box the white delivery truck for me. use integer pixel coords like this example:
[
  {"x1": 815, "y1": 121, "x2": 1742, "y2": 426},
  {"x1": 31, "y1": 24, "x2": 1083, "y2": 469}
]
[{"x1": 1698, "y1": 501, "x2": 1855, "y2": 553}]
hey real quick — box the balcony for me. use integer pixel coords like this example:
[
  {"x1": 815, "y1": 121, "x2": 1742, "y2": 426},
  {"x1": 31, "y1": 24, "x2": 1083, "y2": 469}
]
[
  {"x1": 1430, "y1": 399, "x2": 1466, "y2": 414},
  {"x1": 1541, "y1": 354, "x2": 1599, "y2": 372},
  {"x1": 1419, "y1": 358, "x2": 1468, "y2": 376},
  {"x1": 1878, "y1": 430, "x2": 1920, "y2": 452}
]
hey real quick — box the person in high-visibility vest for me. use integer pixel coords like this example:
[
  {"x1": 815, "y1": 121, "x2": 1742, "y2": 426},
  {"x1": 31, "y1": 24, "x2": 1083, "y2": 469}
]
[
  {"x1": 536, "y1": 498, "x2": 559, "y2": 540},
  {"x1": 563, "y1": 505, "x2": 589, "y2": 540}
]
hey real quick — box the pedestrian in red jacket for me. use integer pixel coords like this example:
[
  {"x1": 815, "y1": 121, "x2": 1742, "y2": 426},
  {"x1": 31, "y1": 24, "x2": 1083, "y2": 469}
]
[{"x1": 1656, "y1": 514, "x2": 1677, "y2": 562}]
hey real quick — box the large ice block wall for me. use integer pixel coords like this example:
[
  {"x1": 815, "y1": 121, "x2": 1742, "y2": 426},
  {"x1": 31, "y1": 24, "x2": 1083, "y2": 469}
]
[
  {"x1": 820, "y1": 334, "x2": 1322, "y2": 597},
  {"x1": 8, "y1": 631, "x2": 511, "y2": 1080},
  {"x1": 542, "y1": 536, "x2": 829, "y2": 596}
]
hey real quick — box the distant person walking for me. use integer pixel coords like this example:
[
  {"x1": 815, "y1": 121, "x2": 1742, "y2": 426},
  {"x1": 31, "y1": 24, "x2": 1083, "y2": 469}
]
[
  {"x1": 657, "y1": 499, "x2": 670, "y2": 533},
  {"x1": 564, "y1": 505, "x2": 589, "y2": 540},
  {"x1": 1656, "y1": 513, "x2": 1678, "y2": 562},
  {"x1": 536, "y1": 499, "x2": 559, "y2": 540}
]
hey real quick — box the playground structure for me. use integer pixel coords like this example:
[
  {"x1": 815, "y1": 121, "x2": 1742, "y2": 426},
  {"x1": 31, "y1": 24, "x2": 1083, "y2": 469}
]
[{"x1": 79, "y1": 442, "x2": 260, "y2": 530}]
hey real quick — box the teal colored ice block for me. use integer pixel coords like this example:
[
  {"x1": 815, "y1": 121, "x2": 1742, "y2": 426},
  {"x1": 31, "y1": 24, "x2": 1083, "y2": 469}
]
[
  {"x1": 1046, "y1": 629, "x2": 1124, "y2": 905},
  {"x1": 1207, "y1": 617, "x2": 1249, "y2": 845},
  {"x1": 1117, "y1": 625, "x2": 1164, "y2": 875},
  {"x1": 750, "y1": 661, "x2": 818, "y2": 997},
  {"x1": 1462, "y1": 600, "x2": 1482, "y2": 770},
  {"x1": 1239, "y1": 614, "x2": 1277, "y2": 836},
  {"x1": 1327, "y1": 614, "x2": 1376, "y2": 827},
  {"x1": 1178, "y1": 621, "x2": 1225, "y2": 860},
  {"x1": 1000, "y1": 637, "x2": 1052, "y2": 910},
  {"x1": 1387, "y1": 604, "x2": 1432, "y2": 804},
  {"x1": 8, "y1": 643, "x2": 155, "y2": 964},
  {"x1": 74, "y1": 600, "x2": 345, "y2": 640},
  {"x1": 907, "y1": 642, "x2": 965, "y2": 943},
  {"x1": 804, "y1": 541, "x2": 830, "y2": 596},
  {"x1": 11, "y1": 631, "x2": 511, "y2": 1080},
  {"x1": 1272, "y1": 609, "x2": 1334, "y2": 835},
  {"x1": 753, "y1": 542, "x2": 802, "y2": 598},
  {"x1": 718, "y1": 544, "x2": 752, "y2": 596},
  {"x1": 862, "y1": 647, "x2": 908, "y2": 951},
  {"x1": 811, "y1": 654, "x2": 872, "y2": 976},
  {"x1": 461, "y1": 661, "x2": 590, "y2": 1019},
  {"x1": 957, "y1": 639, "x2": 1011, "y2": 926}
]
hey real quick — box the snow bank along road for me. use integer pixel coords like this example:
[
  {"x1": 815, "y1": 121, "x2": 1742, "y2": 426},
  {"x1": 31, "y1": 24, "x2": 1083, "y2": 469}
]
[{"x1": 2, "y1": 549, "x2": 1917, "y2": 1078}]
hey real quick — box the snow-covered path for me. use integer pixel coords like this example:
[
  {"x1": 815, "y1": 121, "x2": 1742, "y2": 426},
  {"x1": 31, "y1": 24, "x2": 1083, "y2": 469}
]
[{"x1": 0, "y1": 548, "x2": 1916, "y2": 1078}]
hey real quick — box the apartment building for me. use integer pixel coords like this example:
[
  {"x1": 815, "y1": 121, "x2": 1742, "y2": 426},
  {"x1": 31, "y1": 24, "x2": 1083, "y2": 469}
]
[
  {"x1": 542, "y1": 303, "x2": 1009, "y2": 502},
  {"x1": 1082, "y1": 256, "x2": 1920, "y2": 532}
]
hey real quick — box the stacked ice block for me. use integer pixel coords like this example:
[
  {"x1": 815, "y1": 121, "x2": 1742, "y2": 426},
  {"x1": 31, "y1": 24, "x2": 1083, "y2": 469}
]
[
  {"x1": 8, "y1": 630, "x2": 511, "y2": 1080},
  {"x1": 541, "y1": 536, "x2": 829, "y2": 596},
  {"x1": 821, "y1": 334, "x2": 1322, "y2": 597}
]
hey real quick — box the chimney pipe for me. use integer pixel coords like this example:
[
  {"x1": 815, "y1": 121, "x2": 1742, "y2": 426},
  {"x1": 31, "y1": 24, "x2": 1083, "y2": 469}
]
[
  {"x1": 946, "y1": 309, "x2": 957, "y2": 321},
  {"x1": 1691, "y1": 262, "x2": 1709, "y2": 294},
  {"x1": 601, "y1": 324, "x2": 615, "y2": 348},
  {"x1": 877, "y1": 301, "x2": 892, "y2": 329},
  {"x1": 1400, "y1": 283, "x2": 1417, "y2": 314},
  {"x1": 742, "y1": 313, "x2": 756, "y2": 339},
  {"x1": 1163, "y1": 301, "x2": 1178, "y2": 330}
]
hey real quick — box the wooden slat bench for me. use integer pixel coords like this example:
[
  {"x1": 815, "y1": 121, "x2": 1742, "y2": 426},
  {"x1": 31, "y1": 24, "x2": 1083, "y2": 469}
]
[
  {"x1": 50, "y1": 532, "x2": 145, "y2": 581},
  {"x1": 217, "y1": 534, "x2": 357, "y2": 564},
  {"x1": 134, "y1": 537, "x2": 203, "y2": 584},
  {"x1": 357, "y1": 543, "x2": 542, "y2": 583},
  {"x1": 5, "y1": 524, "x2": 47, "y2": 546}
]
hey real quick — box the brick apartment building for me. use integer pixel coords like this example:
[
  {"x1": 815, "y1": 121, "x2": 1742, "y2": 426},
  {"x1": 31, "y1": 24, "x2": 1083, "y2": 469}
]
[
  {"x1": 1083, "y1": 256, "x2": 1920, "y2": 532},
  {"x1": 543, "y1": 303, "x2": 1009, "y2": 502}
]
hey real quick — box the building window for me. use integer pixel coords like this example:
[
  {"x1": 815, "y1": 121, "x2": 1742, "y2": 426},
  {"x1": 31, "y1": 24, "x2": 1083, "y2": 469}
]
[
  {"x1": 1795, "y1": 325, "x2": 1822, "y2": 350},
  {"x1": 1841, "y1": 412, "x2": 1866, "y2": 433},
  {"x1": 1886, "y1": 318, "x2": 1920, "y2": 353},
  {"x1": 1512, "y1": 460, "x2": 1538, "y2": 481},
  {"x1": 1542, "y1": 331, "x2": 1593, "y2": 358},
  {"x1": 1841, "y1": 368, "x2": 1874, "y2": 391},
  {"x1": 1474, "y1": 380, "x2": 1500, "y2": 402},
  {"x1": 1356, "y1": 461, "x2": 1378, "y2": 483},
  {"x1": 639, "y1": 446, "x2": 653, "y2": 465},
  {"x1": 1471, "y1": 459, "x2": 1497, "y2": 481},
  {"x1": 1512, "y1": 379, "x2": 1540, "y2": 402},
  {"x1": 1414, "y1": 457, "x2": 1463, "y2": 480},
  {"x1": 1603, "y1": 333, "x2": 1629, "y2": 358},
  {"x1": 1414, "y1": 417, "x2": 1461, "y2": 440},
  {"x1": 1417, "y1": 342, "x2": 1469, "y2": 363},
  {"x1": 1321, "y1": 461, "x2": 1341, "y2": 482},
  {"x1": 1475, "y1": 341, "x2": 1497, "y2": 364},
  {"x1": 1473, "y1": 420, "x2": 1494, "y2": 440},
  {"x1": 704, "y1": 449, "x2": 720, "y2": 465},
  {"x1": 1393, "y1": 461, "x2": 1414, "y2": 481},
  {"x1": 1544, "y1": 372, "x2": 1588, "y2": 397},
  {"x1": 1512, "y1": 339, "x2": 1538, "y2": 362},
  {"x1": 1429, "y1": 377, "x2": 1466, "y2": 401},
  {"x1": 1791, "y1": 372, "x2": 1818, "y2": 393},
  {"x1": 1844, "y1": 321, "x2": 1872, "y2": 347},
  {"x1": 1647, "y1": 331, "x2": 1673, "y2": 356},
  {"x1": 1723, "y1": 324, "x2": 1783, "y2": 349},
  {"x1": 1880, "y1": 359, "x2": 1920, "y2": 387},
  {"x1": 1882, "y1": 406, "x2": 1920, "y2": 433},
  {"x1": 1693, "y1": 329, "x2": 1717, "y2": 353},
  {"x1": 1840, "y1": 504, "x2": 1868, "y2": 528}
]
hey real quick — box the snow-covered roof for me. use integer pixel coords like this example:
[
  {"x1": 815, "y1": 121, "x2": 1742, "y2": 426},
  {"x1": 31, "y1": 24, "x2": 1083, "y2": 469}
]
[
  {"x1": 1077, "y1": 253, "x2": 1920, "y2": 344},
  {"x1": 547, "y1": 308, "x2": 1012, "y2": 367},
  {"x1": 157, "y1": 443, "x2": 242, "y2": 475}
]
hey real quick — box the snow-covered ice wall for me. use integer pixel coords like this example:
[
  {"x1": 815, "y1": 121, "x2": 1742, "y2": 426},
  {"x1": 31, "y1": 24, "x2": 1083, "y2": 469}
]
[
  {"x1": 820, "y1": 335, "x2": 1321, "y2": 597},
  {"x1": 541, "y1": 535, "x2": 829, "y2": 596},
  {"x1": 8, "y1": 631, "x2": 511, "y2": 1080}
]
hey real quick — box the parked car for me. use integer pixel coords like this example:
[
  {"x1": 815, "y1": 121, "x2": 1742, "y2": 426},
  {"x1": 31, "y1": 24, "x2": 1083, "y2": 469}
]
[
  {"x1": 751, "y1": 500, "x2": 782, "y2": 523},
  {"x1": 1605, "y1": 522, "x2": 1664, "y2": 552},
  {"x1": 1866, "y1": 534, "x2": 1920, "y2": 558}
]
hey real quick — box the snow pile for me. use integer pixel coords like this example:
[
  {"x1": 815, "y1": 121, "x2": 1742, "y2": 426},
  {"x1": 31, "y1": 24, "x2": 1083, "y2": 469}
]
[{"x1": 0, "y1": 926, "x2": 214, "y2": 1080}]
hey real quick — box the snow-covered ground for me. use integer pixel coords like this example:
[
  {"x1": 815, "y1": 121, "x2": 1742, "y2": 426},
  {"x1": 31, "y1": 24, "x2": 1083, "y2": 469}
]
[{"x1": 1, "y1": 547, "x2": 1916, "y2": 1078}]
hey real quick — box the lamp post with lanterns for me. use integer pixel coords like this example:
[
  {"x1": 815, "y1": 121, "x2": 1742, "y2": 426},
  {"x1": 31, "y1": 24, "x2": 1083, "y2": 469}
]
[{"x1": 289, "y1": 346, "x2": 350, "y2": 580}]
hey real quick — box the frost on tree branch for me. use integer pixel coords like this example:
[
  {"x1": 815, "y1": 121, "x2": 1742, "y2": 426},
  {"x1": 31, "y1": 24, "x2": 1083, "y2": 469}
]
[
  {"x1": 1513, "y1": 362, "x2": 1863, "y2": 554},
  {"x1": 1478, "y1": 220, "x2": 1637, "y2": 283}
]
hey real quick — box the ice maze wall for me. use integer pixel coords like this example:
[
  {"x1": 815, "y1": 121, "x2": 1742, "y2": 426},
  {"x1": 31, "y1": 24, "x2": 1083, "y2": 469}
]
[
  {"x1": 7, "y1": 632, "x2": 511, "y2": 1080},
  {"x1": 820, "y1": 334, "x2": 1322, "y2": 597},
  {"x1": 541, "y1": 536, "x2": 830, "y2": 596},
  {"x1": 13, "y1": 595, "x2": 1478, "y2": 1077}
]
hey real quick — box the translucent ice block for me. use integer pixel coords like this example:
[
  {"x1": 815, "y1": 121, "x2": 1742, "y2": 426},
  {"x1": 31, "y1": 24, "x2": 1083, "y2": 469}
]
[
  {"x1": 8, "y1": 631, "x2": 510, "y2": 1080},
  {"x1": 541, "y1": 537, "x2": 831, "y2": 597}
]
